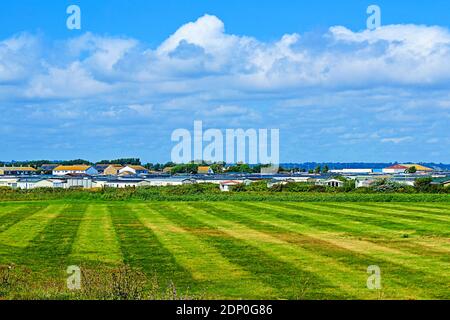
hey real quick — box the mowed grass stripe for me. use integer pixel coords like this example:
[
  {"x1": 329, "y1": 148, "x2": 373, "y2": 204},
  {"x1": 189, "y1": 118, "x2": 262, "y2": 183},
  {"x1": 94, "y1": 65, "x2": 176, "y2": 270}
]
[
  {"x1": 23, "y1": 204, "x2": 86, "y2": 269},
  {"x1": 0, "y1": 204, "x2": 25, "y2": 219},
  {"x1": 0, "y1": 204, "x2": 47, "y2": 233},
  {"x1": 362, "y1": 203, "x2": 450, "y2": 223},
  {"x1": 169, "y1": 203, "x2": 369, "y2": 299},
  {"x1": 203, "y1": 202, "x2": 440, "y2": 299},
  {"x1": 246, "y1": 202, "x2": 396, "y2": 237},
  {"x1": 217, "y1": 202, "x2": 407, "y2": 256},
  {"x1": 416, "y1": 204, "x2": 450, "y2": 216},
  {"x1": 314, "y1": 203, "x2": 450, "y2": 237},
  {"x1": 279, "y1": 202, "x2": 448, "y2": 237},
  {"x1": 155, "y1": 203, "x2": 344, "y2": 300},
  {"x1": 135, "y1": 204, "x2": 276, "y2": 299},
  {"x1": 330, "y1": 203, "x2": 450, "y2": 226},
  {"x1": 108, "y1": 204, "x2": 196, "y2": 291},
  {"x1": 0, "y1": 201, "x2": 447, "y2": 299},
  {"x1": 253, "y1": 203, "x2": 448, "y2": 263},
  {"x1": 215, "y1": 202, "x2": 447, "y2": 299},
  {"x1": 0, "y1": 205, "x2": 64, "y2": 248},
  {"x1": 302, "y1": 203, "x2": 445, "y2": 236},
  {"x1": 71, "y1": 204, "x2": 123, "y2": 265},
  {"x1": 396, "y1": 202, "x2": 450, "y2": 211},
  {"x1": 281, "y1": 202, "x2": 449, "y2": 242},
  {"x1": 367, "y1": 203, "x2": 450, "y2": 219}
]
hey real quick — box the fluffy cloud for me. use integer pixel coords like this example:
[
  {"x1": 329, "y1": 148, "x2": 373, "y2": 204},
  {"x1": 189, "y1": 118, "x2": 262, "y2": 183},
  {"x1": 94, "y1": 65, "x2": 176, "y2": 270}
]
[
  {"x1": 4, "y1": 15, "x2": 450, "y2": 99},
  {"x1": 26, "y1": 62, "x2": 112, "y2": 99},
  {"x1": 0, "y1": 33, "x2": 42, "y2": 84},
  {"x1": 66, "y1": 33, "x2": 138, "y2": 75},
  {"x1": 381, "y1": 136, "x2": 414, "y2": 144},
  {"x1": 1, "y1": 14, "x2": 450, "y2": 162}
]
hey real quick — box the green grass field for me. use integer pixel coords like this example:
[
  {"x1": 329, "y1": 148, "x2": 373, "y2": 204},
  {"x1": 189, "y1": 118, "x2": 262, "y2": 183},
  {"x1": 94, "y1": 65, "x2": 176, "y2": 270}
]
[{"x1": 0, "y1": 201, "x2": 449, "y2": 300}]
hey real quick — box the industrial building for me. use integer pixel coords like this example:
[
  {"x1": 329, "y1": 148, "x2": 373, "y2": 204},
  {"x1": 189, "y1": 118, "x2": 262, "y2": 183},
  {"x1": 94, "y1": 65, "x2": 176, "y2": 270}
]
[
  {"x1": 0, "y1": 166, "x2": 37, "y2": 176},
  {"x1": 53, "y1": 165, "x2": 99, "y2": 176}
]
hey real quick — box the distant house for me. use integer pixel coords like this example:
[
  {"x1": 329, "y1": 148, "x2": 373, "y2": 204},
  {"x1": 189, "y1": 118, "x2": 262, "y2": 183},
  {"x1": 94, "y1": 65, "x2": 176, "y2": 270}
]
[
  {"x1": 355, "y1": 176, "x2": 390, "y2": 188},
  {"x1": 40, "y1": 164, "x2": 59, "y2": 174},
  {"x1": 318, "y1": 179, "x2": 344, "y2": 188},
  {"x1": 118, "y1": 165, "x2": 149, "y2": 176},
  {"x1": 356, "y1": 178, "x2": 376, "y2": 188},
  {"x1": 280, "y1": 177, "x2": 315, "y2": 183},
  {"x1": 220, "y1": 180, "x2": 241, "y2": 192},
  {"x1": 48, "y1": 179, "x2": 65, "y2": 188},
  {"x1": 431, "y1": 177, "x2": 450, "y2": 187},
  {"x1": 147, "y1": 178, "x2": 185, "y2": 186},
  {"x1": 198, "y1": 166, "x2": 214, "y2": 175},
  {"x1": 53, "y1": 165, "x2": 98, "y2": 176},
  {"x1": 65, "y1": 176, "x2": 93, "y2": 189},
  {"x1": 103, "y1": 165, "x2": 123, "y2": 176},
  {"x1": 105, "y1": 179, "x2": 150, "y2": 188},
  {"x1": 17, "y1": 178, "x2": 51, "y2": 190},
  {"x1": 182, "y1": 178, "x2": 198, "y2": 185},
  {"x1": 16, "y1": 178, "x2": 65, "y2": 190},
  {"x1": 94, "y1": 164, "x2": 114, "y2": 175},
  {"x1": 0, "y1": 166, "x2": 37, "y2": 176},
  {"x1": 382, "y1": 165, "x2": 408, "y2": 174},
  {"x1": 267, "y1": 178, "x2": 295, "y2": 188},
  {"x1": 0, "y1": 177, "x2": 19, "y2": 188},
  {"x1": 391, "y1": 177, "x2": 416, "y2": 186}
]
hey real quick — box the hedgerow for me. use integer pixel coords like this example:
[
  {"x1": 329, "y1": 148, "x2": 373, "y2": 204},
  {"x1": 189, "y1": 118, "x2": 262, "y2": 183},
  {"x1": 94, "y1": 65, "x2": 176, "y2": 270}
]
[{"x1": 0, "y1": 185, "x2": 448, "y2": 202}]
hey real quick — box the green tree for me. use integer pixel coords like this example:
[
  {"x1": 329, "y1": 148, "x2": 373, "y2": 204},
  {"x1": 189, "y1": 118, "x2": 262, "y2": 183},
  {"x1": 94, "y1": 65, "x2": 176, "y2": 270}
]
[
  {"x1": 210, "y1": 163, "x2": 224, "y2": 174},
  {"x1": 406, "y1": 166, "x2": 417, "y2": 174},
  {"x1": 164, "y1": 162, "x2": 175, "y2": 168},
  {"x1": 171, "y1": 164, "x2": 198, "y2": 175},
  {"x1": 415, "y1": 177, "x2": 433, "y2": 192}
]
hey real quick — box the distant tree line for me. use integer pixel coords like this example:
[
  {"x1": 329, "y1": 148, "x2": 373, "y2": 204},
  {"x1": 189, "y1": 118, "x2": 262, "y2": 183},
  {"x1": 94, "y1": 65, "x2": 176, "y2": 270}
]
[
  {"x1": 0, "y1": 159, "x2": 93, "y2": 168},
  {"x1": 97, "y1": 158, "x2": 141, "y2": 166}
]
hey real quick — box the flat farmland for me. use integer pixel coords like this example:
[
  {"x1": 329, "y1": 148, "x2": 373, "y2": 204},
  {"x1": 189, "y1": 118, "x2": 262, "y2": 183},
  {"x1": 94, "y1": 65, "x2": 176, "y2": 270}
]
[{"x1": 0, "y1": 201, "x2": 449, "y2": 300}]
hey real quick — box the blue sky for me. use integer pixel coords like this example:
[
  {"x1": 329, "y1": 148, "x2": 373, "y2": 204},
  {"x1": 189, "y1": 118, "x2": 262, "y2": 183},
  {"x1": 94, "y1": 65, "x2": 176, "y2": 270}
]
[{"x1": 1, "y1": 0, "x2": 450, "y2": 163}]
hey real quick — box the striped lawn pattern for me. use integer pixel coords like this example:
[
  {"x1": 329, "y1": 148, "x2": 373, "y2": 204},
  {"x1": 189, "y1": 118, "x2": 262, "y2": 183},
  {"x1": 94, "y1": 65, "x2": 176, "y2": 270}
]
[
  {"x1": 0, "y1": 201, "x2": 448, "y2": 299},
  {"x1": 71, "y1": 204, "x2": 123, "y2": 265}
]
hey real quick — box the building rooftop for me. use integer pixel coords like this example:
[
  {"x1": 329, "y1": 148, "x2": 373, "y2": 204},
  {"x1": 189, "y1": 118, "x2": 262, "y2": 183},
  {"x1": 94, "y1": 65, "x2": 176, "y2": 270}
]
[
  {"x1": 123, "y1": 165, "x2": 147, "y2": 171},
  {"x1": 385, "y1": 164, "x2": 409, "y2": 170},
  {"x1": 0, "y1": 166, "x2": 37, "y2": 171},
  {"x1": 54, "y1": 165, "x2": 91, "y2": 171}
]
